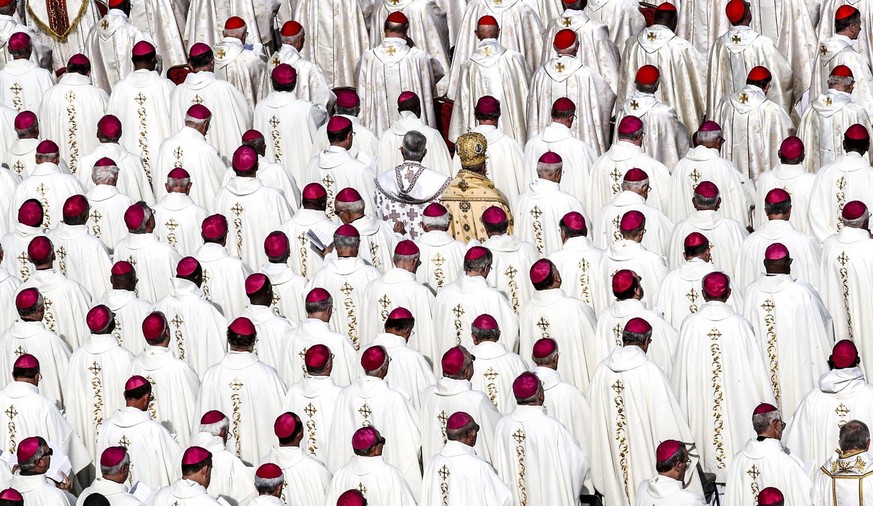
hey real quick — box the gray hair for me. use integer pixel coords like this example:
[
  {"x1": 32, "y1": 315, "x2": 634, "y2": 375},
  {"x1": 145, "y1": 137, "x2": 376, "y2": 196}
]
[
  {"x1": 393, "y1": 252, "x2": 419, "y2": 265},
  {"x1": 223, "y1": 25, "x2": 246, "y2": 39},
  {"x1": 828, "y1": 75, "x2": 855, "y2": 87},
  {"x1": 334, "y1": 234, "x2": 360, "y2": 250},
  {"x1": 100, "y1": 452, "x2": 130, "y2": 477},
  {"x1": 254, "y1": 473, "x2": 284, "y2": 495},
  {"x1": 621, "y1": 179, "x2": 648, "y2": 193},
  {"x1": 422, "y1": 211, "x2": 450, "y2": 230},
  {"x1": 840, "y1": 420, "x2": 871, "y2": 452},
  {"x1": 752, "y1": 409, "x2": 781, "y2": 434},
  {"x1": 18, "y1": 439, "x2": 49, "y2": 472},
  {"x1": 334, "y1": 199, "x2": 365, "y2": 215},
  {"x1": 695, "y1": 129, "x2": 722, "y2": 144},
  {"x1": 532, "y1": 348, "x2": 558, "y2": 365},
  {"x1": 536, "y1": 162, "x2": 562, "y2": 179},
  {"x1": 401, "y1": 131, "x2": 427, "y2": 161},
  {"x1": 843, "y1": 212, "x2": 869, "y2": 229},
  {"x1": 92, "y1": 164, "x2": 119, "y2": 185},
  {"x1": 281, "y1": 32, "x2": 303, "y2": 45},
  {"x1": 693, "y1": 193, "x2": 719, "y2": 209},
  {"x1": 199, "y1": 416, "x2": 229, "y2": 436},
  {"x1": 184, "y1": 114, "x2": 209, "y2": 128},
  {"x1": 167, "y1": 174, "x2": 191, "y2": 187}
]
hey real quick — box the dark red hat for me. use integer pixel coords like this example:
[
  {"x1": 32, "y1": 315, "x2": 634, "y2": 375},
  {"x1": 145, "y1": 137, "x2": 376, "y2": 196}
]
[
  {"x1": 68, "y1": 53, "x2": 89, "y2": 67},
  {"x1": 832, "y1": 65, "x2": 853, "y2": 78},
  {"x1": 725, "y1": 0, "x2": 746, "y2": 23},
  {"x1": 256, "y1": 463, "x2": 282, "y2": 479},
  {"x1": 465, "y1": 246, "x2": 489, "y2": 261},
  {"x1": 477, "y1": 14, "x2": 497, "y2": 25},
  {"x1": 0, "y1": 489, "x2": 22, "y2": 503},
  {"x1": 272, "y1": 63, "x2": 297, "y2": 85},
  {"x1": 635, "y1": 65, "x2": 660, "y2": 85},
  {"x1": 86, "y1": 304, "x2": 113, "y2": 333},
  {"x1": 779, "y1": 136, "x2": 804, "y2": 159},
  {"x1": 302, "y1": 183, "x2": 327, "y2": 200},
  {"x1": 124, "y1": 375, "x2": 149, "y2": 392},
  {"x1": 18, "y1": 199, "x2": 43, "y2": 226},
  {"x1": 281, "y1": 20, "x2": 303, "y2": 36},
  {"x1": 181, "y1": 446, "x2": 211, "y2": 465},
  {"x1": 747, "y1": 66, "x2": 771, "y2": 81},
  {"x1": 168, "y1": 168, "x2": 190, "y2": 180},
  {"x1": 846, "y1": 124, "x2": 870, "y2": 141},
  {"x1": 16, "y1": 437, "x2": 41, "y2": 462},
  {"x1": 656, "y1": 440, "x2": 682, "y2": 462},
  {"x1": 553, "y1": 29, "x2": 577, "y2": 49},
  {"x1": 336, "y1": 90, "x2": 359, "y2": 109},
  {"x1": 831, "y1": 339, "x2": 859, "y2": 369},
  {"x1": 15, "y1": 288, "x2": 40, "y2": 310},
  {"x1": 843, "y1": 200, "x2": 868, "y2": 220},
  {"x1": 131, "y1": 40, "x2": 155, "y2": 57},
  {"x1": 764, "y1": 243, "x2": 789, "y2": 261},
  {"x1": 624, "y1": 168, "x2": 648, "y2": 182},
  {"x1": 552, "y1": 97, "x2": 575, "y2": 112},
  {"x1": 561, "y1": 211, "x2": 586, "y2": 231},
  {"x1": 13, "y1": 110, "x2": 35, "y2": 130},
  {"x1": 351, "y1": 426, "x2": 381, "y2": 450},
  {"x1": 446, "y1": 411, "x2": 474, "y2": 430},
  {"x1": 625, "y1": 317, "x2": 652, "y2": 334},
  {"x1": 538, "y1": 151, "x2": 562, "y2": 164},
  {"x1": 394, "y1": 240, "x2": 419, "y2": 256},
  {"x1": 397, "y1": 90, "x2": 418, "y2": 106},
  {"x1": 27, "y1": 236, "x2": 52, "y2": 263},
  {"x1": 97, "y1": 115, "x2": 122, "y2": 138},
  {"x1": 94, "y1": 157, "x2": 117, "y2": 169},
  {"x1": 619, "y1": 210, "x2": 645, "y2": 231},
  {"x1": 423, "y1": 202, "x2": 448, "y2": 217},
  {"x1": 361, "y1": 345, "x2": 387, "y2": 371},
  {"x1": 36, "y1": 139, "x2": 59, "y2": 155},
  {"x1": 387, "y1": 307, "x2": 413, "y2": 320},
  {"x1": 334, "y1": 224, "x2": 360, "y2": 238},
  {"x1": 612, "y1": 269, "x2": 635, "y2": 293},
  {"x1": 529, "y1": 259, "x2": 552, "y2": 284},
  {"x1": 245, "y1": 273, "x2": 268, "y2": 295},
  {"x1": 241, "y1": 129, "x2": 263, "y2": 142},
  {"x1": 764, "y1": 188, "x2": 790, "y2": 204},
  {"x1": 753, "y1": 403, "x2": 778, "y2": 415},
  {"x1": 201, "y1": 214, "x2": 228, "y2": 240},
  {"x1": 472, "y1": 314, "x2": 498, "y2": 330},
  {"x1": 274, "y1": 412, "x2": 297, "y2": 438},
  {"x1": 100, "y1": 446, "x2": 127, "y2": 467},
  {"x1": 111, "y1": 260, "x2": 133, "y2": 276},
  {"x1": 305, "y1": 344, "x2": 331, "y2": 369},
  {"x1": 757, "y1": 487, "x2": 784, "y2": 506},
  {"x1": 694, "y1": 181, "x2": 719, "y2": 199},
  {"x1": 264, "y1": 231, "x2": 289, "y2": 257},
  {"x1": 200, "y1": 410, "x2": 226, "y2": 424},
  {"x1": 7, "y1": 32, "x2": 29, "y2": 52},
  {"x1": 306, "y1": 287, "x2": 330, "y2": 303},
  {"x1": 475, "y1": 96, "x2": 500, "y2": 115},
  {"x1": 684, "y1": 232, "x2": 708, "y2": 248},
  {"x1": 224, "y1": 16, "x2": 245, "y2": 29},
  {"x1": 386, "y1": 11, "x2": 409, "y2": 24},
  {"x1": 13, "y1": 353, "x2": 38, "y2": 370},
  {"x1": 481, "y1": 206, "x2": 507, "y2": 225},
  {"x1": 512, "y1": 371, "x2": 540, "y2": 399},
  {"x1": 336, "y1": 187, "x2": 363, "y2": 202},
  {"x1": 836, "y1": 4, "x2": 859, "y2": 19},
  {"x1": 618, "y1": 115, "x2": 644, "y2": 135},
  {"x1": 124, "y1": 203, "x2": 146, "y2": 230},
  {"x1": 186, "y1": 104, "x2": 211, "y2": 120},
  {"x1": 142, "y1": 312, "x2": 168, "y2": 342},
  {"x1": 532, "y1": 337, "x2": 558, "y2": 358},
  {"x1": 338, "y1": 490, "x2": 366, "y2": 506},
  {"x1": 229, "y1": 317, "x2": 256, "y2": 336},
  {"x1": 176, "y1": 256, "x2": 201, "y2": 278},
  {"x1": 702, "y1": 271, "x2": 730, "y2": 298},
  {"x1": 441, "y1": 346, "x2": 467, "y2": 375},
  {"x1": 656, "y1": 1, "x2": 676, "y2": 10},
  {"x1": 188, "y1": 43, "x2": 212, "y2": 59},
  {"x1": 698, "y1": 121, "x2": 721, "y2": 132},
  {"x1": 327, "y1": 115, "x2": 352, "y2": 133},
  {"x1": 232, "y1": 145, "x2": 258, "y2": 172}
]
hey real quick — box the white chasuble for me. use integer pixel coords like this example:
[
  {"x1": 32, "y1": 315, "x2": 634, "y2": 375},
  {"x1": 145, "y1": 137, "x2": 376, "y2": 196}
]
[
  {"x1": 583, "y1": 0, "x2": 644, "y2": 48},
  {"x1": 10, "y1": 163, "x2": 85, "y2": 230},
  {"x1": 614, "y1": 91, "x2": 689, "y2": 170},
  {"x1": 469, "y1": 341, "x2": 528, "y2": 415},
  {"x1": 78, "y1": 142, "x2": 155, "y2": 205},
  {"x1": 541, "y1": 9, "x2": 620, "y2": 93},
  {"x1": 196, "y1": 351, "x2": 286, "y2": 465},
  {"x1": 594, "y1": 299, "x2": 678, "y2": 377},
  {"x1": 282, "y1": 374, "x2": 343, "y2": 464},
  {"x1": 310, "y1": 256, "x2": 380, "y2": 348},
  {"x1": 187, "y1": 431, "x2": 258, "y2": 505},
  {"x1": 421, "y1": 440, "x2": 512, "y2": 506},
  {"x1": 593, "y1": 191, "x2": 673, "y2": 257},
  {"x1": 213, "y1": 38, "x2": 270, "y2": 110},
  {"x1": 0, "y1": 59, "x2": 53, "y2": 112},
  {"x1": 48, "y1": 222, "x2": 112, "y2": 300},
  {"x1": 292, "y1": 0, "x2": 369, "y2": 88},
  {"x1": 515, "y1": 179, "x2": 588, "y2": 256},
  {"x1": 96, "y1": 288, "x2": 152, "y2": 355},
  {"x1": 798, "y1": 90, "x2": 871, "y2": 173},
  {"x1": 126, "y1": 0, "x2": 185, "y2": 67},
  {"x1": 323, "y1": 455, "x2": 417, "y2": 506},
  {"x1": 84, "y1": 9, "x2": 149, "y2": 93},
  {"x1": 194, "y1": 242, "x2": 252, "y2": 318},
  {"x1": 258, "y1": 445, "x2": 332, "y2": 505},
  {"x1": 735, "y1": 220, "x2": 821, "y2": 290},
  {"x1": 668, "y1": 145, "x2": 750, "y2": 227},
  {"x1": 808, "y1": 152, "x2": 873, "y2": 242},
  {"x1": 20, "y1": 268, "x2": 92, "y2": 349},
  {"x1": 653, "y1": 257, "x2": 745, "y2": 329},
  {"x1": 153, "y1": 126, "x2": 226, "y2": 210},
  {"x1": 420, "y1": 377, "x2": 501, "y2": 463},
  {"x1": 813, "y1": 449, "x2": 873, "y2": 506},
  {"x1": 279, "y1": 208, "x2": 337, "y2": 279},
  {"x1": 666, "y1": 211, "x2": 749, "y2": 278},
  {"x1": 258, "y1": 262, "x2": 308, "y2": 322},
  {"x1": 598, "y1": 240, "x2": 667, "y2": 310},
  {"x1": 413, "y1": 230, "x2": 466, "y2": 293},
  {"x1": 588, "y1": 141, "x2": 671, "y2": 216},
  {"x1": 723, "y1": 438, "x2": 812, "y2": 506},
  {"x1": 267, "y1": 45, "x2": 335, "y2": 110},
  {"x1": 239, "y1": 304, "x2": 295, "y2": 373},
  {"x1": 84, "y1": 185, "x2": 135, "y2": 253},
  {"x1": 304, "y1": 147, "x2": 376, "y2": 219},
  {"x1": 0, "y1": 320, "x2": 70, "y2": 409},
  {"x1": 547, "y1": 236, "x2": 603, "y2": 312},
  {"x1": 151, "y1": 193, "x2": 208, "y2": 257},
  {"x1": 364, "y1": 333, "x2": 435, "y2": 409},
  {"x1": 534, "y1": 366, "x2": 593, "y2": 459},
  {"x1": 312, "y1": 114, "x2": 379, "y2": 162},
  {"x1": 377, "y1": 112, "x2": 452, "y2": 177},
  {"x1": 522, "y1": 122, "x2": 596, "y2": 210},
  {"x1": 254, "y1": 90, "x2": 324, "y2": 184},
  {"x1": 113, "y1": 233, "x2": 181, "y2": 302},
  {"x1": 280, "y1": 318, "x2": 357, "y2": 387}
]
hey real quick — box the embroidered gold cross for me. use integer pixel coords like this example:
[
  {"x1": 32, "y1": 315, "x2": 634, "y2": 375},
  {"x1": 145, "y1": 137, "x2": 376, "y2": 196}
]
[
  {"x1": 838, "y1": 251, "x2": 849, "y2": 266},
  {"x1": 555, "y1": 62, "x2": 565, "y2": 73},
  {"x1": 100, "y1": 19, "x2": 109, "y2": 29},
  {"x1": 340, "y1": 282, "x2": 354, "y2": 296},
  {"x1": 689, "y1": 168, "x2": 702, "y2": 184},
  {"x1": 738, "y1": 93, "x2": 749, "y2": 104},
  {"x1": 836, "y1": 403, "x2": 850, "y2": 417},
  {"x1": 483, "y1": 368, "x2": 498, "y2": 381},
  {"x1": 4, "y1": 405, "x2": 17, "y2": 419},
  {"x1": 536, "y1": 317, "x2": 550, "y2": 333},
  {"x1": 512, "y1": 428, "x2": 526, "y2": 444},
  {"x1": 482, "y1": 46, "x2": 492, "y2": 56},
  {"x1": 824, "y1": 96, "x2": 833, "y2": 106},
  {"x1": 820, "y1": 45, "x2": 828, "y2": 56},
  {"x1": 12, "y1": 161, "x2": 23, "y2": 175},
  {"x1": 118, "y1": 435, "x2": 131, "y2": 447},
  {"x1": 530, "y1": 206, "x2": 542, "y2": 219},
  {"x1": 215, "y1": 48, "x2": 226, "y2": 58},
  {"x1": 611, "y1": 379, "x2": 624, "y2": 394},
  {"x1": 646, "y1": 31, "x2": 656, "y2": 41},
  {"x1": 88, "y1": 361, "x2": 103, "y2": 375},
  {"x1": 134, "y1": 93, "x2": 147, "y2": 106},
  {"x1": 358, "y1": 403, "x2": 372, "y2": 424},
  {"x1": 562, "y1": 17, "x2": 571, "y2": 26},
  {"x1": 438, "y1": 465, "x2": 451, "y2": 480},
  {"x1": 13, "y1": 346, "x2": 24, "y2": 357},
  {"x1": 746, "y1": 465, "x2": 760, "y2": 480},
  {"x1": 191, "y1": 95, "x2": 204, "y2": 105},
  {"x1": 378, "y1": 294, "x2": 391, "y2": 310},
  {"x1": 630, "y1": 100, "x2": 639, "y2": 110},
  {"x1": 386, "y1": 45, "x2": 396, "y2": 56},
  {"x1": 731, "y1": 34, "x2": 741, "y2": 44},
  {"x1": 452, "y1": 304, "x2": 465, "y2": 319},
  {"x1": 304, "y1": 403, "x2": 317, "y2": 417},
  {"x1": 230, "y1": 378, "x2": 243, "y2": 391},
  {"x1": 609, "y1": 167, "x2": 622, "y2": 183},
  {"x1": 268, "y1": 115, "x2": 280, "y2": 129}
]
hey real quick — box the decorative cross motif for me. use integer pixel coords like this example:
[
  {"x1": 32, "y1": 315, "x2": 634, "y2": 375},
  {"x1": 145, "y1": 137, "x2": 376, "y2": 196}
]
[
  {"x1": 268, "y1": 115, "x2": 280, "y2": 129},
  {"x1": 555, "y1": 62, "x2": 565, "y2": 73},
  {"x1": 4, "y1": 405, "x2": 17, "y2": 419},
  {"x1": 358, "y1": 403, "x2": 372, "y2": 422},
  {"x1": 340, "y1": 282, "x2": 354, "y2": 296},
  {"x1": 100, "y1": 19, "x2": 109, "y2": 29},
  {"x1": 231, "y1": 203, "x2": 244, "y2": 217},
  {"x1": 9, "y1": 83, "x2": 21, "y2": 95},
  {"x1": 731, "y1": 34, "x2": 741, "y2": 44},
  {"x1": 88, "y1": 361, "x2": 103, "y2": 375},
  {"x1": 611, "y1": 379, "x2": 624, "y2": 395},
  {"x1": 738, "y1": 93, "x2": 749, "y2": 104},
  {"x1": 707, "y1": 328, "x2": 722, "y2": 340},
  {"x1": 134, "y1": 93, "x2": 147, "y2": 106},
  {"x1": 824, "y1": 96, "x2": 833, "y2": 107},
  {"x1": 385, "y1": 45, "x2": 396, "y2": 56},
  {"x1": 609, "y1": 167, "x2": 622, "y2": 183},
  {"x1": 536, "y1": 317, "x2": 550, "y2": 333},
  {"x1": 820, "y1": 44, "x2": 828, "y2": 56},
  {"x1": 432, "y1": 253, "x2": 445, "y2": 267},
  {"x1": 438, "y1": 465, "x2": 451, "y2": 480},
  {"x1": 530, "y1": 206, "x2": 542, "y2": 220},
  {"x1": 12, "y1": 161, "x2": 23, "y2": 175},
  {"x1": 746, "y1": 465, "x2": 760, "y2": 480},
  {"x1": 191, "y1": 95, "x2": 204, "y2": 105},
  {"x1": 562, "y1": 17, "x2": 571, "y2": 26},
  {"x1": 304, "y1": 403, "x2": 317, "y2": 417},
  {"x1": 646, "y1": 31, "x2": 656, "y2": 41},
  {"x1": 483, "y1": 368, "x2": 498, "y2": 381},
  {"x1": 170, "y1": 315, "x2": 183, "y2": 328},
  {"x1": 322, "y1": 174, "x2": 335, "y2": 188},
  {"x1": 36, "y1": 183, "x2": 47, "y2": 196},
  {"x1": 230, "y1": 378, "x2": 244, "y2": 391},
  {"x1": 378, "y1": 294, "x2": 391, "y2": 310},
  {"x1": 686, "y1": 289, "x2": 699, "y2": 305},
  {"x1": 512, "y1": 428, "x2": 526, "y2": 444},
  {"x1": 357, "y1": 483, "x2": 367, "y2": 494},
  {"x1": 629, "y1": 100, "x2": 639, "y2": 110},
  {"x1": 689, "y1": 168, "x2": 702, "y2": 184},
  {"x1": 482, "y1": 46, "x2": 492, "y2": 56},
  {"x1": 215, "y1": 48, "x2": 226, "y2": 58},
  {"x1": 838, "y1": 251, "x2": 850, "y2": 266},
  {"x1": 118, "y1": 435, "x2": 131, "y2": 447},
  {"x1": 836, "y1": 404, "x2": 850, "y2": 417},
  {"x1": 760, "y1": 299, "x2": 775, "y2": 312},
  {"x1": 437, "y1": 410, "x2": 449, "y2": 427},
  {"x1": 452, "y1": 304, "x2": 465, "y2": 319}
]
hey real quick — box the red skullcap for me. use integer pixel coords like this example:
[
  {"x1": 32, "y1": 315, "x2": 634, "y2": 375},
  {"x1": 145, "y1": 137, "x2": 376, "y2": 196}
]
[
  {"x1": 561, "y1": 211, "x2": 587, "y2": 232},
  {"x1": 176, "y1": 256, "x2": 200, "y2": 277},
  {"x1": 168, "y1": 65, "x2": 192, "y2": 86},
  {"x1": 62, "y1": 194, "x2": 88, "y2": 219},
  {"x1": 306, "y1": 287, "x2": 330, "y2": 303},
  {"x1": 0, "y1": 489, "x2": 21, "y2": 502},
  {"x1": 335, "y1": 90, "x2": 359, "y2": 109},
  {"x1": 86, "y1": 305, "x2": 112, "y2": 333},
  {"x1": 111, "y1": 260, "x2": 133, "y2": 276},
  {"x1": 387, "y1": 307, "x2": 414, "y2": 320},
  {"x1": 229, "y1": 317, "x2": 256, "y2": 336},
  {"x1": 832, "y1": 65, "x2": 854, "y2": 78},
  {"x1": 13, "y1": 111, "x2": 35, "y2": 130},
  {"x1": 335, "y1": 224, "x2": 359, "y2": 238},
  {"x1": 481, "y1": 206, "x2": 508, "y2": 224},
  {"x1": 264, "y1": 231, "x2": 290, "y2": 257},
  {"x1": 245, "y1": 273, "x2": 268, "y2": 295},
  {"x1": 397, "y1": 91, "x2": 418, "y2": 105},
  {"x1": 281, "y1": 20, "x2": 303, "y2": 36},
  {"x1": 232, "y1": 145, "x2": 258, "y2": 172},
  {"x1": 361, "y1": 345, "x2": 388, "y2": 371},
  {"x1": 532, "y1": 337, "x2": 558, "y2": 358},
  {"x1": 831, "y1": 339, "x2": 859, "y2": 368},
  {"x1": 256, "y1": 463, "x2": 282, "y2": 479},
  {"x1": 698, "y1": 120, "x2": 721, "y2": 132},
  {"x1": 188, "y1": 43, "x2": 212, "y2": 58},
  {"x1": 423, "y1": 202, "x2": 448, "y2": 217},
  {"x1": 13, "y1": 353, "x2": 38, "y2": 369},
  {"x1": 141, "y1": 312, "x2": 167, "y2": 341},
  {"x1": 200, "y1": 410, "x2": 226, "y2": 424},
  {"x1": 477, "y1": 15, "x2": 498, "y2": 25},
  {"x1": 472, "y1": 314, "x2": 498, "y2": 330},
  {"x1": 123, "y1": 203, "x2": 145, "y2": 230},
  {"x1": 386, "y1": 11, "x2": 409, "y2": 24},
  {"x1": 553, "y1": 29, "x2": 577, "y2": 49},
  {"x1": 15, "y1": 288, "x2": 39, "y2": 309},
  {"x1": 635, "y1": 65, "x2": 660, "y2": 85},
  {"x1": 168, "y1": 167, "x2": 190, "y2": 180},
  {"x1": 224, "y1": 16, "x2": 245, "y2": 29},
  {"x1": 757, "y1": 487, "x2": 784, "y2": 506},
  {"x1": 512, "y1": 371, "x2": 540, "y2": 399},
  {"x1": 538, "y1": 151, "x2": 562, "y2": 164},
  {"x1": 747, "y1": 66, "x2": 771, "y2": 81},
  {"x1": 181, "y1": 446, "x2": 211, "y2": 466},
  {"x1": 754, "y1": 403, "x2": 778, "y2": 415},
  {"x1": 843, "y1": 200, "x2": 868, "y2": 220},
  {"x1": 657, "y1": 1, "x2": 676, "y2": 10},
  {"x1": 625, "y1": 317, "x2": 652, "y2": 334},
  {"x1": 441, "y1": 346, "x2": 468, "y2": 375},
  {"x1": 656, "y1": 440, "x2": 682, "y2": 462},
  {"x1": 124, "y1": 375, "x2": 149, "y2": 391},
  {"x1": 95, "y1": 157, "x2": 117, "y2": 169},
  {"x1": 7, "y1": 32, "x2": 29, "y2": 52},
  {"x1": 16, "y1": 437, "x2": 41, "y2": 462},
  {"x1": 624, "y1": 168, "x2": 648, "y2": 182},
  {"x1": 201, "y1": 214, "x2": 228, "y2": 240},
  {"x1": 764, "y1": 243, "x2": 789, "y2": 261},
  {"x1": 336, "y1": 187, "x2": 363, "y2": 202},
  {"x1": 684, "y1": 232, "x2": 708, "y2": 248},
  {"x1": 131, "y1": 40, "x2": 155, "y2": 56},
  {"x1": 27, "y1": 236, "x2": 52, "y2": 263},
  {"x1": 619, "y1": 210, "x2": 645, "y2": 231},
  {"x1": 836, "y1": 4, "x2": 859, "y2": 19},
  {"x1": 100, "y1": 446, "x2": 127, "y2": 467},
  {"x1": 274, "y1": 412, "x2": 297, "y2": 438},
  {"x1": 304, "y1": 344, "x2": 332, "y2": 369},
  {"x1": 338, "y1": 490, "x2": 367, "y2": 506},
  {"x1": 694, "y1": 181, "x2": 719, "y2": 198},
  {"x1": 394, "y1": 240, "x2": 419, "y2": 256},
  {"x1": 351, "y1": 426, "x2": 380, "y2": 450},
  {"x1": 68, "y1": 53, "x2": 89, "y2": 66},
  {"x1": 529, "y1": 259, "x2": 552, "y2": 284},
  {"x1": 465, "y1": 246, "x2": 489, "y2": 261},
  {"x1": 36, "y1": 139, "x2": 59, "y2": 154},
  {"x1": 475, "y1": 95, "x2": 501, "y2": 115},
  {"x1": 241, "y1": 129, "x2": 263, "y2": 142},
  {"x1": 18, "y1": 199, "x2": 43, "y2": 227},
  {"x1": 327, "y1": 115, "x2": 352, "y2": 133},
  {"x1": 552, "y1": 97, "x2": 575, "y2": 112},
  {"x1": 446, "y1": 411, "x2": 474, "y2": 430},
  {"x1": 764, "y1": 188, "x2": 790, "y2": 204},
  {"x1": 725, "y1": 0, "x2": 746, "y2": 23},
  {"x1": 97, "y1": 115, "x2": 122, "y2": 138},
  {"x1": 187, "y1": 104, "x2": 212, "y2": 120},
  {"x1": 779, "y1": 136, "x2": 804, "y2": 159},
  {"x1": 846, "y1": 124, "x2": 870, "y2": 141},
  {"x1": 702, "y1": 271, "x2": 730, "y2": 298},
  {"x1": 618, "y1": 115, "x2": 644, "y2": 135},
  {"x1": 612, "y1": 269, "x2": 635, "y2": 293},
  {"x1": 272, "y1": 63, "x2": 296, "y2": 85},
  {"x1": 302, "y1": 183, "x2": 327, "y2": 200}
]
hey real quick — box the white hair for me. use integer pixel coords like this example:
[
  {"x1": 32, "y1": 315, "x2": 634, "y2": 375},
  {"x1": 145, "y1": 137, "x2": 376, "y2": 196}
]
[
  {"x1": 422, "y1": 212, "x2": 450, "y2": 230},
  {"x1": 334, "y1": 199, "x2": 365, "y2": 215},
  {"x1": 696, "y1": 129, "x2": 722, "y2": 144},
  {"x1": 100, "y1": 453, "x2": 130, "y2": 477},
  {"x1": 184, "y1": 115, "x2": 209, "y2": 127},
  {"x1": 536, "y1": 162, "x2": 561, "y2": 178},
  {"x1": 199, "y1": 416, "x2": 229, "y2": 436},
  {"x1": 92, "y1": 164, "x2": 119, "y2": 185},
  {"x1": 254, "y1": 474, "x2": 284, "y2": 494},
  {"x1": 843, "y1": 212, "x2": 869, "y2": 229},
  {"x1": 621, "y1": 179, "x2": 648, "y2": 192}
]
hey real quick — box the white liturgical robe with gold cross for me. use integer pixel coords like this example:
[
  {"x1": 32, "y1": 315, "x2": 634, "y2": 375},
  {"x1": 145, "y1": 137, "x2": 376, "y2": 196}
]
[
  {"x1": 282, "y1": 374, "x2": 343, "y2": 465},
  {"x1": 310, "y1": 256, "x2": 381, "y2": 352},
  {"x1": 723, "y1": 438, "x2": 812, "y2": 506}
]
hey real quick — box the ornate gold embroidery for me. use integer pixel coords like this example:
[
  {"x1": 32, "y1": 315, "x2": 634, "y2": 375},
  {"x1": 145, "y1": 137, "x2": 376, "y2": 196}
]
[
  {"x1": 709, "y1": 328, "x2": 726, "y2": 469},
  {"x1": 512, "y1": 428, "x2": 528, "y2": 505},
  {"x1": 146, "y1": 375, "x2": 157, "y2": 420},
  {"x1": 837, "y1": 251, "x2": 853, "y2": 339},
  {"x1": 687, "y1": 288, "x2": 700, "y2": 314},
  {"x1": 612, "y1": 379, "x2": 630, "y2": 502},
  {"x1": 297, "y1": 232, "x2": 309, "y2": 277},
  {"x1": 340, "y1": 282, "x2": 359, "y2": 349},
  {"x1": 89, "y1": 208, "x2": 102, "y2": 238},
  {"x1": 438, "y1": 464, "x2": 451, "y2": 506},
  {"x1": 747, "y1": 464, "x2": 760, "y2": 501},
  {"x1": 578, "y1": 258, "x2": 591, "y2": 304},
  {"x1": 230, "y1": 203, "x2": 244, "y2": 256},
  {"x1": 322, "y1": 175, "x2": 335, "y2": 218},
  {"x1": 133, "y1": 93, "x2": 152, "y2": 185},
  {"x1": 609, "y1": 168, "x2": 622, "y2": 196},
  {"x1": 378, "y1": 294, "x2": 392, "y2": 323},
  {"x1": 229, "y1": 378, "x2": 244, "y2": 457},
  {"x1": 89, "y1": 361, "x2": 105, "y2": 430},
  {"x1": 836, "y1": 403, "x2": 850, "y2": 428},
  {"x1": 16, "y1": 251, "x2": 29, "y2": 281},
  {"x1": 56, "y1": 246, "x2": 67, "y2": 276},
  {"x1": 11, "y1": 160, "x2": 23, "y2": 176},
  {"x1": 484, "y1": 368, "x2": 499, "y2": 407},
  {"x1": 5, "y1": 405, "x2": 17, "y2": 453},
  {"x1": 530, "y1": 206, "x2": 544, "y2": 253},
  {"x1": 268, "y1": 116, "x2": 283, "y2": 164},
  {"x1": 761, "y1": 299, "x2": 780, "y2": 405},
  {"x1": 452, "y1": 304, "x2": 465, "y2": 344},
  {"x1": 536, "y1": 317, "x2": 550, "y2": 339},
  {"x1": 43, "y1": 297, "x2": 57, "y2": 333},
  {"x1": 358, "y1": 403, "x2": 372, "y2": 426},
  {"x1": 164, "y1": 219, "x2": 179, "y2": 247},
  {"x1": 432, "y1": 253, "x2": 446, "y2": 288},
  {"x1": 368, "y1": 242, "x2": 381, "y2": 270},
  {"x1": 505, "y1": 265, "x2": 520, "y2": 311},
  {"x1": 836, "y1": 177, "x2": 847, "y2": 230},
  {"x1": 437, "y1": 410, "x2": 449, "y2": 444},
  {"x1": 612, "y1": 323, "x2": 622, "y2": 347},
  {"x1": 202, "y1": 269, "x2": 212, "y2": 300},
  {"x1": 170, "y1": 314, "x2": 186, "y2": 359},
  {"x1": 304, "y1": 402, "x2": 318, "y2": 456},
  {"x1": 9, "y1": 82, "x2": 22, "y2": 111},
  {"x1": 36, "y1": 182, "x2": 50, "y2": 228},
  {"x1": 172, "y1": 146, "x2": 183, "y2": 169},
  {"x1": 65, "y1": 90, "x2": 79, "y2": 173}
]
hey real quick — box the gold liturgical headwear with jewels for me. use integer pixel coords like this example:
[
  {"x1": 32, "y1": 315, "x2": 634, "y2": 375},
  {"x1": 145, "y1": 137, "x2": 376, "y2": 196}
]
[{"x1": 456, "y1": 132, "x2": 487, "y2": 167}]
